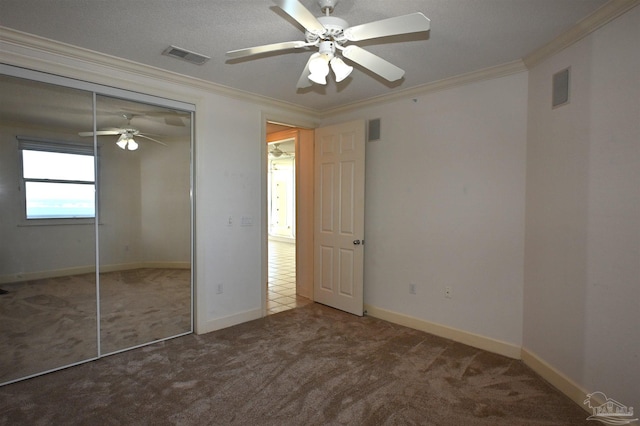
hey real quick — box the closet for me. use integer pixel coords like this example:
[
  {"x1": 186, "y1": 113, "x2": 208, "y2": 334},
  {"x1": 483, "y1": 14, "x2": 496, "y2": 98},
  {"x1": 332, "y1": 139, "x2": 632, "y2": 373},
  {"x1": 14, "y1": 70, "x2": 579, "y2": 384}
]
[{"x1": 0, "y1": 70, "x2": 194, "y2": 385}]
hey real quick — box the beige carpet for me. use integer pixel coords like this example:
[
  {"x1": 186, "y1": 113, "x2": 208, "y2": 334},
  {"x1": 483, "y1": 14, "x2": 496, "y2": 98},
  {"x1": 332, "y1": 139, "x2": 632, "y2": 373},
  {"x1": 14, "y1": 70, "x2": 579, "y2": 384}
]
[
  {"x1": 0, "y1": 268, "x2": 191, "y2": 384},
  {"x1": 0, "y1": 303, "x2": 590, "y2": 425}
]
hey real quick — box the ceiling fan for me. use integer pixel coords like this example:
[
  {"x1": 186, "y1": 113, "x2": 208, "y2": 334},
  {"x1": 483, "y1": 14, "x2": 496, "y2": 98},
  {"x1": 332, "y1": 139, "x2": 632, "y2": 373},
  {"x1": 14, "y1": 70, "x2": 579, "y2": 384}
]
[
  {"x1": 269, "y1": 143, "x2": 294, "y2": 158},
  {"x1": 226, "y1": 0, "x2": 430, "y2": 88},
  {"x1": 78, "y1": 114, "x2": 167, "y2": 151}
]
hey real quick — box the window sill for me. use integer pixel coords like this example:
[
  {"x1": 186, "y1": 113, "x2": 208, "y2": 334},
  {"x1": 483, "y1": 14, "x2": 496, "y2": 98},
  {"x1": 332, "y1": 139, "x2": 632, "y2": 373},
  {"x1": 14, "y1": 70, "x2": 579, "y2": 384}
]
[{"x1": 17, "y1": 219, "x2": 97, "y2": 227}]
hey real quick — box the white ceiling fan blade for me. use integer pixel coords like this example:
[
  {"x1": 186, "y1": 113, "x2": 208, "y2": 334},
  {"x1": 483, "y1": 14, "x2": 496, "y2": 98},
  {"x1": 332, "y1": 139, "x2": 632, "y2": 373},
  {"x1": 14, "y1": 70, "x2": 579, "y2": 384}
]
[
  {"x1": 296, "y1": 53, "x2": 317, "y2": 89},
  {"x1": 136, "y1": 134, "x2": 168, "y2": 147},
  {"x1": 78, "y1": 130, "x2": 122, "y2": 137},
  {"x1": 273, "y1": 0, "x2": 326, "y2": 36},
  {"x1": 342, "y1": 45, "x2": 405, "y2": 82},
  {"x1": 121, "y1": 109, "x2": 188, "y2": 127},
  {"x1": 164, "y1": 116, "x2": 185, "y2": 127},
  {"x1": 226, "y1": 41, "x2": 308, "y2": 59},
  {"x1": 344, "y1": 12, "x2": 430, "y2": 42}
]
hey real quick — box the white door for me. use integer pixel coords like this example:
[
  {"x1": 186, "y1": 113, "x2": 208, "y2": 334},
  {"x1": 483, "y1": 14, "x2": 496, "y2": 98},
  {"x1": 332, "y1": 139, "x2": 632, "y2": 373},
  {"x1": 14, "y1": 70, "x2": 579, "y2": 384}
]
[{"x1": 314, "y1": 120, "x2": 365, "y2": 316}]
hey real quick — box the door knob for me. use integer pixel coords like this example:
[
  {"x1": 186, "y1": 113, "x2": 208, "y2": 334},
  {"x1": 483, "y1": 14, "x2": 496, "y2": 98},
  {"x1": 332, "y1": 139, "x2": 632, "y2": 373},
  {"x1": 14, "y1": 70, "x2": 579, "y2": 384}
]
[{"x1": 353, "y1": 240, "x2": 361, "y2": 245}]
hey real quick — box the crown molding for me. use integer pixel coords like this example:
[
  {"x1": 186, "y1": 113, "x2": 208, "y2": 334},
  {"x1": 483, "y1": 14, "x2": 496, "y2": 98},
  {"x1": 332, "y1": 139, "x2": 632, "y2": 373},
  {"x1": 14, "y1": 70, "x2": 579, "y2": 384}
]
[
  {"x1": 0, "y1": 27, "x2": 317, "y2": 117},
  {"x1": 523, "y1": 0, "x2": 640, "y2": 68},
  {"x1": 319, "y1": 60, "x2": 527, "y2": 117}
]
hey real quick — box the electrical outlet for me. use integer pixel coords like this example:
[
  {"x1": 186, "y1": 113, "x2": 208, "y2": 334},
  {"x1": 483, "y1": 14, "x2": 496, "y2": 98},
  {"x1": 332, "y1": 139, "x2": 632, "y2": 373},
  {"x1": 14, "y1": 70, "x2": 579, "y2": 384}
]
[
  {"x1": 409, "y1": 283, "x2": 416, "y2": 295},
  {"x1": 445, "y1": 286, "x2": 452, "y2": 299},
  {"x1": 216, "y1": 283, "x2": 224, "y2": 294}
]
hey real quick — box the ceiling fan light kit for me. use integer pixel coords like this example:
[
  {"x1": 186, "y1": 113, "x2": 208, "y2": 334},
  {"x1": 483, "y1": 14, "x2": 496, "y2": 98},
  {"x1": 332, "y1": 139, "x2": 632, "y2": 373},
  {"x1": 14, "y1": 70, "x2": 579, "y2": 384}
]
[
  {"x1": 226, "y1": 0, "x2": 430, "y2": 88},
  {"x1": 116, "y1": 134, "x2": 138, "y2": 151},
  {"x1": 308, "y1": 54, "x2": 330, "y2": 84},
  {"x1": 331, "y1": 57, "x2": 353, "y2": 82}
]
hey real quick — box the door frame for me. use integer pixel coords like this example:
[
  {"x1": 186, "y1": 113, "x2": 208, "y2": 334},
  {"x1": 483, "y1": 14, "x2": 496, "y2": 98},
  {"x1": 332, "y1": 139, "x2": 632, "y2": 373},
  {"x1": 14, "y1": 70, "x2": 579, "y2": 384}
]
[{"x1": 261, "y1": 112, "x2": 318, "y2": 316}]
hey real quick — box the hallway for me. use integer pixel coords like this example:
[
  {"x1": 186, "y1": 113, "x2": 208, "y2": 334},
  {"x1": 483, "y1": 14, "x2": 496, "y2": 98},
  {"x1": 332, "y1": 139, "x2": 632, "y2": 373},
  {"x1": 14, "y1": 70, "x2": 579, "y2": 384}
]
[{"x1": 267, "y1": 240, "x2": 311, "y2": 314}]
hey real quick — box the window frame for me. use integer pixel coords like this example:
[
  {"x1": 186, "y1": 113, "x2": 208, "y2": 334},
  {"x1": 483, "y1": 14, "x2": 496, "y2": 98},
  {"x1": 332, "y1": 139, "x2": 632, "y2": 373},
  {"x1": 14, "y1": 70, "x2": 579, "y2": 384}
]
[{"x1": 17, "y1": 136, "x2": 97, "y2": 225}]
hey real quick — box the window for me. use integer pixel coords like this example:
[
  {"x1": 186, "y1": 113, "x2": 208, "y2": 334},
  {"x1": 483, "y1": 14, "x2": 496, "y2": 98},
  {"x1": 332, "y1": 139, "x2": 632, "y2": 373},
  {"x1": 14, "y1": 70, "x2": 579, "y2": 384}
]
[{"x1": 19, "y1": 137, "x2": 95, "y2": 220}]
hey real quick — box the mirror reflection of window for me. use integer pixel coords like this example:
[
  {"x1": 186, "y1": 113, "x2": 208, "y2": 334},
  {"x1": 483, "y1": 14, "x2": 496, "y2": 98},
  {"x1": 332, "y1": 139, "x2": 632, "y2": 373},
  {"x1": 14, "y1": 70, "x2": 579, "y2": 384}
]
[{"x1": 21, "y1": 142, "x2": 96, "y2": 219}]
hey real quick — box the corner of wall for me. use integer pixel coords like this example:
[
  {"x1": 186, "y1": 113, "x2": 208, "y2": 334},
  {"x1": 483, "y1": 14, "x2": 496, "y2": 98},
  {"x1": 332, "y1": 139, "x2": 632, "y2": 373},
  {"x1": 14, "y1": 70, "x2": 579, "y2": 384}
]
[
  {"x1": 195, "y1": 308, "x2": 263, "y2": 335},
  {"x1": 365, "y1": 304, "x2": 522, "y2": 360},
  {"x1": 521, "y1": 347, "x2": 590, "y2": 413}
]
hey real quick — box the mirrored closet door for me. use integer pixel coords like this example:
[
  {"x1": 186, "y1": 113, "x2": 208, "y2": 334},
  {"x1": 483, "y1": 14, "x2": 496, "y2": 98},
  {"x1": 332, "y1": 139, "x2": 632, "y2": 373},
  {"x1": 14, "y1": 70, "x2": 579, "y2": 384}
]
[
  {"x1": 95, "y1": 95, "x2": 192, "y2": 355},
  {"x1": 0, "y1": 71, "x2": 193, "y2": 385}
]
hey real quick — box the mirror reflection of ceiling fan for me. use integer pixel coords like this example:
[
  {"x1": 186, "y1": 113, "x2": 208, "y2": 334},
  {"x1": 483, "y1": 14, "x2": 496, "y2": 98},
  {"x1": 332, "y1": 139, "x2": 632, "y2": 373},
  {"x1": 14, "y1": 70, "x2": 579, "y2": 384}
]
[
  {"x1": 269, "y1": 143, "x2": 294, "y2": 159},
  {"x1": 78, "y1": 114, "x2": 167, "y2": 151},
  {"x1": 226, "y1": 0, "x2": 430, "y2": 88}
]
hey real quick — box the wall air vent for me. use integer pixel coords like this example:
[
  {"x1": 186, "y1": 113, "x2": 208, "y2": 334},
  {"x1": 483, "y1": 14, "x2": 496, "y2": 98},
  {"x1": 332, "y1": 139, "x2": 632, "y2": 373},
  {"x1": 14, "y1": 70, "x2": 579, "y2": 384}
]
[
  {"x1": 162, "y1": 45, "x2": 210, "y2": 65},
  {"x1": 367, "y1": 118, "x2": 381, "y2": 142},
  {"x1": 552, "y1": 67, "x2": 570, "y2": 108}
]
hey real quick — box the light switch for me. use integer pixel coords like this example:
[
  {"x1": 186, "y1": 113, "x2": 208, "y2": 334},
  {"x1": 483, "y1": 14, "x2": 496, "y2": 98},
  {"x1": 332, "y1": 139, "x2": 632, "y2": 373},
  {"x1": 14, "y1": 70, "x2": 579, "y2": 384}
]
[{"x1": 241, "y1": 216, "x2": 253, "y2": 226}]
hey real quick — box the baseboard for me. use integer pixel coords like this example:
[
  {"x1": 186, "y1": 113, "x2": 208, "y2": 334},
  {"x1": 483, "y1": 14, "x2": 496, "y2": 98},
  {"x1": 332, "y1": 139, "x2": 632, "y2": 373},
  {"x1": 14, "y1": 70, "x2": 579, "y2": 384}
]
[
  {"x1": 0, "y1": 261, "x2": 191, "y2": 284},
  {"x1": 521, "y1": 347, "x2": 590, "y2": 413},
  {"x1": 364, "y1": 304, "x2": 521, "y2": 359},
  {"x1": 365, "y1": 304, "x2": 593, "y2": 411},
  {"x1": 101, "y1": 261, "x2": 191, "y2": 272},
  {"x1": 149, "y1": 261, "x2": 190, "y2": 269},
  {"x1": 196, "y1": 308, "x2": 263, "y2": 335},
  {"x1": 0, "y1": 265, "x2": 95, "y2": 284}
]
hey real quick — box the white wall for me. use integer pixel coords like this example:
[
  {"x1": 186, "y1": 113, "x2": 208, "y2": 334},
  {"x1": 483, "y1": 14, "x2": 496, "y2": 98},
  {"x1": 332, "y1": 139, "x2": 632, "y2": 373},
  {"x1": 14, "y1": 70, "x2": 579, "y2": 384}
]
[
  {"x1": 322, "y1": 72, "x2": 529, "y2": 347},
  {"x1": 524, "y1": 6, "x2": 639, "y2": 408},
  {"x1": 140, "y1": 136, "x2": 191, "y2": 263},
  {"x1": 195, "y1": 95, "x2": 264, "y2": 326},
  {"x1": 98, "y1": 136, "x2": 143, "y2": 268}
]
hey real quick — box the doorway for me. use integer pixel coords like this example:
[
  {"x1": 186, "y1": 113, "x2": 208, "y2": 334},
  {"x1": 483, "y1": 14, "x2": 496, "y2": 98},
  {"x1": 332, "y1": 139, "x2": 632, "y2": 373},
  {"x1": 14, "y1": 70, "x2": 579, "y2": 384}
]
[{"x1": 265, "y1": 122, "x2": 313, "y2": 314}]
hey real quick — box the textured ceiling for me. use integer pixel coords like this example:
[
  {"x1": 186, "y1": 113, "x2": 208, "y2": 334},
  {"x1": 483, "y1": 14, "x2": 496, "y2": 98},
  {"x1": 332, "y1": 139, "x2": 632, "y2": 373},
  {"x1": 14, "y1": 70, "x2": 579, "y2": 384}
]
[{"x1": 0, "y1": 0, "x2": 608, "y2": 111}]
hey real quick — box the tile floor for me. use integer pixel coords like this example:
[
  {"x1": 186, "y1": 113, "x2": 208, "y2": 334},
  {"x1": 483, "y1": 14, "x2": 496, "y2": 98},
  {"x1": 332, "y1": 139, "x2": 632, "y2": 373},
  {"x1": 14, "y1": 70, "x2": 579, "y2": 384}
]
[{"x1": 267, "y1": 240, "x2": 312, "y2": 315}]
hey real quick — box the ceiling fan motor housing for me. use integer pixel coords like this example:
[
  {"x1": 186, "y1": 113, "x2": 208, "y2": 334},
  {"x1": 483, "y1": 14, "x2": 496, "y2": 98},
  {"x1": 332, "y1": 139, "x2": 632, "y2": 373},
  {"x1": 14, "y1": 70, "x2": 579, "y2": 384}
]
[
  {"x1": 306, "y1": 16, "x2": 349, "y2": 43},
  {"x1": 318, "y1": 40, "x2": 335, "y2": 57}
]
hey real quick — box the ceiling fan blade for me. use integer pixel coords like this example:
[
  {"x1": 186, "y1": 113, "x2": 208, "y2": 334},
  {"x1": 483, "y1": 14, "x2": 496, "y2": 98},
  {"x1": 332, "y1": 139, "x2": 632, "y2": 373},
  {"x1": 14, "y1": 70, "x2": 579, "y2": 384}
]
[
  {"x1": 273, "y1": 0, "x2": 326, "y2": 36},
  {"x1": 136, "y1": 134, "x2": 168, "y2": 147},
  {"x1": 164, "y1": 116, "x2": 185, "y2": 127},
  {"x1": 342, "y1": 45, "x2": 405, "y2": 82},
  {"x1": 120, "y1": 108, "x2": 189, "y2": 126},
  {"x1": 296, "y1": 53, "x2": 317, "y2": 89},
  {"x1": 226, "y1": 41, "x2": 308, "y2": 59},
  {"x1": 78, "y1": 130, "x2": 122, "y2": 137},
  {"x1": 344, "y1": 12, "x2": 430, "y2": 42}
]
